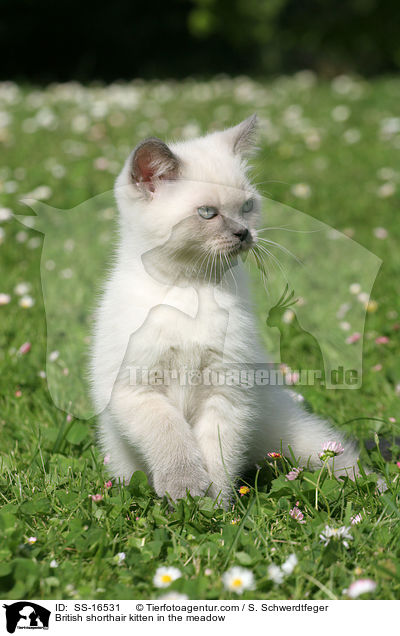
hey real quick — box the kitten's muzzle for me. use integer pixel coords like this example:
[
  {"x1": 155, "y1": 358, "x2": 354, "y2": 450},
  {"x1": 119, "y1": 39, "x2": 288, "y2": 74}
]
[{"x1": 234, "y1": 228, "x2": 249, "y2": 242}]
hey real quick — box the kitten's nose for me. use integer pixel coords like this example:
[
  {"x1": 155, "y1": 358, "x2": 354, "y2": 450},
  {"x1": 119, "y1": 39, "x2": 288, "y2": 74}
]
[{"x1": 234, "y1": 228, "x2": 249, "y2": 242}]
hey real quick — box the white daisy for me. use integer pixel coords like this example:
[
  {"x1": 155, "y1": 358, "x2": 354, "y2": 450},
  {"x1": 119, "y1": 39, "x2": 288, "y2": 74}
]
[
  {"x1": 19, "y1": 295, "x2": 35, "y2": 308},
  {"x1": 222, "y1": 566, "x2": 255, "y2": 594},
  {"x1": 158, "y1": 592, "x2": 189, "y2": 600},
  {"x1": 291, "y1": 183, "x2": 311, "y2": 199},
  {"x1": 153, "y1": 566, "x2": 182, "y2": 588},
  {"x1": 267, "y1": 564, "x2": 284, "y2": 585},
  {"x1": 0, "y1": 293, "x2": 11, "y2": 305},
  {"x1": 281, "y1": 554, "x2": 298, "y2": 575},
  {"x1": 319, "y1": 525, "x2": 353, "y2": 548},
  {"x1": 349, "y1": 283, "x2": 361, "y2": 295},
  {"x1": 0, "y1": 207, "x2": 12, "y2": 221},
  {"x1": 14, "y1": 282, "x2": 31, "y2": 296}
]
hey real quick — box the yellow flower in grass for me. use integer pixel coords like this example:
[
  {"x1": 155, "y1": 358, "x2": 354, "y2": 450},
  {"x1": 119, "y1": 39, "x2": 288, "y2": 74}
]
[
  {"x1": 365, "y1": 299, "x2": 378, "y2": 313},
  {"x1": 153, "y1": 566, "x2": 182, "y2": 588},
  {"x1": 238, "y1": 486, "x2": 250, "y2": 496}
]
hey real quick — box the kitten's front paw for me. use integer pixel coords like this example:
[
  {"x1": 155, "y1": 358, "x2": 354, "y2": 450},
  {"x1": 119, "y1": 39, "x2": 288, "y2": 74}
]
[{"x1": 153, "y1": 467, "x2": 213, "y2": 502}]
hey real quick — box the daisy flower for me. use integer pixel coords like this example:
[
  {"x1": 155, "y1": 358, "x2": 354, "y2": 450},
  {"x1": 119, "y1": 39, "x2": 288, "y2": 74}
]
[
  {"x1": 289, "y1": 506, "x2": 306, "y2": 524},
  {"x1": 291, "y1": 183, "x2": 311, "y2": 199},
  {"x1": 286, "y1": 467, "x2": 303, "y2": 481},
  {"x1": 19, "y1": 295, "x2": 35, "y2": 308},
  {"x1": 14, "y1": 282, "x2": 31, "y2": 295},
  {"x1": 0, "y1": 293, "x2": 11, "y2": 305},
  {"x1": 319, "y1": 441, "x2": 344, "y2": 461},
  {"x1": 349, "y1": 283, "x2": 361, "y2": 295},
  {"x1": 153, "y1": 566, "x2": 182, "y2": 588},
  {"x1": 0, "y1": 207, "x2": 12, "y2": 221},
  {"x1": 319, "y1": 525, "x2": 353, "y2": 548},
  {"x1": 346, "y1": 578, "x2": 376, "y2": 598},
  {"x1": 50, "y1": 560, "x2": 58, "y2": 568},
  {"x1": 268, "y1": 564, "x2": 284, "y2": 584},
  {"x1": 27, "y1": 537, "x2": 37, "y2": 545},
  {"x1": 158, "y1": 592, "x2": 188, "y2": 600},
  {"x1": 222, "y1": 566, "x2": 255, "y2": 594},
  {"x1": 281, "y1": 553, "x2": 298, "y2": 575}
]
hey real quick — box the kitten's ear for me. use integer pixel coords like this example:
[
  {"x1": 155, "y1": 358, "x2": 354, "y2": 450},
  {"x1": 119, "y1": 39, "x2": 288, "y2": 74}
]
[
  {"x1": 224, "y1": 114, "x2": 258, "y2": 155},
  {"x1": 130, "y1": 137, "x2": 180, "y2": 194}
]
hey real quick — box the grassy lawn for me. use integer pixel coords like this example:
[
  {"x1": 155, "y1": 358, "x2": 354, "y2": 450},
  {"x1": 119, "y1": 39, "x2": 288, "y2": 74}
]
[{"x1": 0, "y1": 73, "x2": 399, "y2": 600}]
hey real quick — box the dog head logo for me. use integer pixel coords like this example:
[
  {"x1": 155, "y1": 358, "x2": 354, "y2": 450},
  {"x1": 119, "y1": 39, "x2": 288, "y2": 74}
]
[{"x1": 3, "y1": 602, "x2": 50, "y2": 633}]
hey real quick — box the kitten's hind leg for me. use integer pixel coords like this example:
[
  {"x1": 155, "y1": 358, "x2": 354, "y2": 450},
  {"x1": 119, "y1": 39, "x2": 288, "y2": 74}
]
[{"x1": 250, "y1": 386, "x2": 360, "y2": 476}]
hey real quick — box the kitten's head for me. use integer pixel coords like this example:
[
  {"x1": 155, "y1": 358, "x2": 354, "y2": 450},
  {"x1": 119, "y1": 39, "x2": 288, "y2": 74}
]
[{"x1": 116, "y1": 115, "x2": 260, "y2": 279}]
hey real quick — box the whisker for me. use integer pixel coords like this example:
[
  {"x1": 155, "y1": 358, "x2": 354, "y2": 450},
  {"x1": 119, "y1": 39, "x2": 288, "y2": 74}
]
[
  {"x1": 255, "y1": 243, "x2": 289, "y2": 282},
  {"x1": 225, "y1": 252, "x2": 238, "y2": 296},
  {"x1": 257, "y1": 237, "x2": 303, "y2": 266},
  {"x1": 258, "y1": 225, "x2": 323, "y2": 235}
]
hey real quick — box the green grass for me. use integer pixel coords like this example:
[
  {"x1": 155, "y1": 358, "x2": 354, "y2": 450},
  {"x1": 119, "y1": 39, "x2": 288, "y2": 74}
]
[{"x1": 0, "y1": 73, "x2": 400, "y2": 600}]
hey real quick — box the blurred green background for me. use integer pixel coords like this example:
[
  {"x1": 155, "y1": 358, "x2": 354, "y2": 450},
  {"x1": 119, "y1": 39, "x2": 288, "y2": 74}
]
[{"x1": 1, "y1": 0, "x2": 400, "y2": 82}]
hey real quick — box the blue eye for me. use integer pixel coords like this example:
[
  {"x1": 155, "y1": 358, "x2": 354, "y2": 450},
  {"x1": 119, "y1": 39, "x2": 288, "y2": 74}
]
[
  {"x1": 242, "y1": 199, "x2": 254, "y2": 213},
  {"x1": 197, "y1": 205, "x2": 218, "y2": 219}
]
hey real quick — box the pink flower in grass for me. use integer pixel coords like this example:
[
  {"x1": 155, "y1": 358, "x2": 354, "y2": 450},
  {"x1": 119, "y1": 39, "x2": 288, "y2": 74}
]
[
  {"x1": 18, "y1": 342, "x2": 31, "y2": 355},
  {"x1": 346, "y1": 332, "x2": 361, "y2": 344},
  {"x1": 350, "y1": 513, "x2": 362, "y2": 525},
  {"x1": 105, "y1": 480, "x2": 112, "y2": 488},
  {"x1": 396, "y1": 462, "x2": 400, "y2": 470},
  {"x1": 91, "y1": 494, "x2": 103, "y2": 502},
  {"x1": 346, "y1": 579, "x2": 376, "y2": 598},
  {"x1": 289, "y1": 506, "x2": 306, "y2": 524},
  {"x1": 319, "y1": 441, "x2": 344, "y2": 461},
  {"x1": 285, "y1": 371, "x2": 300, "y2": 385},
  {"x1": 267, "y1": 452, "x2": 282, "y2": 459},
  {"x1": 375, "y1": 336, "x2": 389, "y2": 344},
  {"x1": 286, "y1": 467, "x2": 303, "y2": 481}
]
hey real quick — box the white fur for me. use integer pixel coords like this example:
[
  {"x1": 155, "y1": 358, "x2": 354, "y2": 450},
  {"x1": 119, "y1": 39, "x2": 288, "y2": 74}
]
[{"x1": 90, "y1": 119, "x2": 359, "y2": 505}]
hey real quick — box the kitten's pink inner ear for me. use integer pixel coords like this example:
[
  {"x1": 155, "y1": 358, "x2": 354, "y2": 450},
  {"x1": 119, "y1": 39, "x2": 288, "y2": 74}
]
[
  {"x1": 131, "y1": 138, "x2": 180, "y2": 193},
  {"x1": 135, "y1": 149, "x2": 157, "y2": 186}
]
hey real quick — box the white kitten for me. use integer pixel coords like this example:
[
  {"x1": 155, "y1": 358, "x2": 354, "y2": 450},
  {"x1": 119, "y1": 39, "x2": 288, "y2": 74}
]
[{"x1": 90, "y1": 115, "x2": 359, "y2": 505}]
